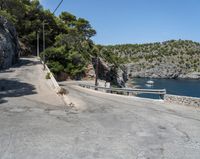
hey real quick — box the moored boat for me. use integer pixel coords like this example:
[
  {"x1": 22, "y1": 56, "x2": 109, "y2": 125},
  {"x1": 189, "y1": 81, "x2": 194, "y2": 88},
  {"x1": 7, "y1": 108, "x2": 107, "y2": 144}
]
[{"x1": 146, "y1": 80, "x2": 154, "y2": 85}]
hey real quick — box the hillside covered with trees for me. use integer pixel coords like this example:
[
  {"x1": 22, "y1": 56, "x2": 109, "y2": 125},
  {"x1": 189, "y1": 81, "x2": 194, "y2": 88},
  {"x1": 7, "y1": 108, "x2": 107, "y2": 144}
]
[
  {"x1": 0, "y1": 0, "x2": 127, "y2": 86},
  {"x1": 0, "y1": 0, "x2": 96, "y2": 78},
  {"x1": 102, "y1": 40, "x2": 200, "y2": 79},
  {"x1": 1, "y1": 0, "x2": 199, "y2": 81}
]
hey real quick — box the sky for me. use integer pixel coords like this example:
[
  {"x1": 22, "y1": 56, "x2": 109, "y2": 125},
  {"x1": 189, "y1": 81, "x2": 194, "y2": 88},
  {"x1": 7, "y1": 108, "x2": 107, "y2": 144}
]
[{"x1": 39, "y1": 0, "x2": 200, "y2": 45}]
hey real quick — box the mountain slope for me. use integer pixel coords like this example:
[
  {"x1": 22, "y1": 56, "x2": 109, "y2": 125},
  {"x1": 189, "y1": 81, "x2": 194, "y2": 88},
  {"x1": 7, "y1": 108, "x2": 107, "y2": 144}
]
[{"x1": 102, "y1": 40, "x2": 200, "y2": 79}]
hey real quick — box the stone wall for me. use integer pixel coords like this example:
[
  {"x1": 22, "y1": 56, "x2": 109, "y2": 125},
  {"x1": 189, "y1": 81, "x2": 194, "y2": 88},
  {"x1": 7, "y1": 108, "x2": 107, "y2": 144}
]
[{"x1": 164, "y1": 94, "x2": 200, "y2": 107}]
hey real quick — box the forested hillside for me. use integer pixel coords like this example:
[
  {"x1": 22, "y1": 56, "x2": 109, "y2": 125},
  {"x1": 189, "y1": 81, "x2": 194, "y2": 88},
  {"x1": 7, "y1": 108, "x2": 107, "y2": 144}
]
[
  {"x1": 0, "y1": 0, "x2": 97, "y2": 78},
  {"x1": 0, "y1": 0, "x2": 127, "y2": 86},
  {"x1": 102, "y1": 40, "x2": 200, "y2": 79},
  {"x1": 1, "y1": 0, "x2": 199, "y2": 81}
]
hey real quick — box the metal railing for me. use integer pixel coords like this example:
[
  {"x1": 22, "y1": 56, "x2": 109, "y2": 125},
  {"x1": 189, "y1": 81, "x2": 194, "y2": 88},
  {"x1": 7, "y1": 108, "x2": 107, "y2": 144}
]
[{"x1": 79, "y1": 84, "x2": 166, "y2": 99}]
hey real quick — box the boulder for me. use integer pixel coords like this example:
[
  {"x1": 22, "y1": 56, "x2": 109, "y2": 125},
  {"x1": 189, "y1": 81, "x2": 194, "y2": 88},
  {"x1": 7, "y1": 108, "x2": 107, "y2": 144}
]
[{"x1": 0, "y1": 16, "x2": 20, "y2": 69}]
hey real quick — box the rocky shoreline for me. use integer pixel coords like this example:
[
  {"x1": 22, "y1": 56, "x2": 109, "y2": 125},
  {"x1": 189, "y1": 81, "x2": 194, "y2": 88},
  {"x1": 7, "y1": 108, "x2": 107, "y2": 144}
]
[
  {"x1": 126, "y1": 63, "x2": 200, "y2": 80},
  {"x1": 165, "y1": 94, "x2": 200, "y2": 107}
]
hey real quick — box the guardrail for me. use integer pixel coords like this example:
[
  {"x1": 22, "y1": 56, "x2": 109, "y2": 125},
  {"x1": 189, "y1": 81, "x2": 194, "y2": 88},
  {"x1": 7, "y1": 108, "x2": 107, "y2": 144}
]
[{"x1": 79, "y1": 84, "x2": 166, "y2": 99}]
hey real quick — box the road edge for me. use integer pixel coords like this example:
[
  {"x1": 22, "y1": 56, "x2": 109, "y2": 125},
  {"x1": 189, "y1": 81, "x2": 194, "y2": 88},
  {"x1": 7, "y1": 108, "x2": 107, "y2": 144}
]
[{"x1": 39, "y1": 58, "x2": 69, "y2": 106}]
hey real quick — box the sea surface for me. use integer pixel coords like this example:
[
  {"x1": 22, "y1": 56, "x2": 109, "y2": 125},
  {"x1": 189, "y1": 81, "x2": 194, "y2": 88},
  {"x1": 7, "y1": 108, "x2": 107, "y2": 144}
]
[{"x1": 132, "y1": 78, "x2": 200, "y2": 99}]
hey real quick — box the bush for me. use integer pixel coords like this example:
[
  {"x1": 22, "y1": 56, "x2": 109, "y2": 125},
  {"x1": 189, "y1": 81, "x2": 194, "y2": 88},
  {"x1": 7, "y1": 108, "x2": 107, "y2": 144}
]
[
  {"x1": 41, "y1": 46, "x2": 88, "y2": 79},
  {"x1": 45, "y1": 72, "x2": 51, "y2": 79},
  {"x1": 65, "y1": 50, "x2": 87, "y2": 78},
  {"x1": 41, "y1": 47, "x2": 66, "y2": 65},
  {"x1": 47, "y1": 61, "x2": 64, "y2": 75}
]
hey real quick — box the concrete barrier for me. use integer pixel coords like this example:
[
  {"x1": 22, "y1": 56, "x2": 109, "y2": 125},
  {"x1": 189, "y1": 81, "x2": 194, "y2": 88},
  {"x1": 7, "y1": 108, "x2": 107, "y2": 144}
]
[
  {"x1": 40, "y1": 59, "x2": 68, "y2": 105},
  {"x1": 44, "y1": 64, "x2": 60, "y2": 92},
  {"x1": 164, "y1": 94, "x2": 200, "y2": 107}
]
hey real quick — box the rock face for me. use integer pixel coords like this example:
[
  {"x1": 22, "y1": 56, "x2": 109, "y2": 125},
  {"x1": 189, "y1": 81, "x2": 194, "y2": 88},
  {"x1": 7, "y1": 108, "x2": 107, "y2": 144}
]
[
  {"x1": 179, "y1": 72, "x2": 200, "y2": 79},
  {"x1": 92, "y1": 58, "x2": 128, "y2": 87},
  {"x1": 0, "y1": 16, "x2": 20, "y2": 69},
  {"x1": 127, "y1": 63, "x2": 200, "y2": 79}
]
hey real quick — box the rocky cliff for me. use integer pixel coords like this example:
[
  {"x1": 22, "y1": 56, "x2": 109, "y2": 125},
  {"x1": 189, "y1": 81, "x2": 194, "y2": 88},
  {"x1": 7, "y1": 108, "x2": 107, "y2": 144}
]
[
  {"x1": 127, "y1": 63, "x2": 200, "y2": 79},
  {"x1": 92, "y1": 58, "x2": 128, "y2": 87},
  {"x1": 0, "y1": 16, "x2": 20, "y2": 69}
]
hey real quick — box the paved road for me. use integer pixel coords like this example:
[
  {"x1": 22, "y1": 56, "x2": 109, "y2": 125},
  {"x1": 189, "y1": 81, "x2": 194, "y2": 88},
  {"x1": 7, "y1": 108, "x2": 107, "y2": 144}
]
[
  {"x1": 0, "y1": 58, "x2": 200, "y2": 159},
  {"x1": 60, "y1": 81, "x2": 200, "y2": 159},
  {"x1": 0, "y1": 57, "x2": 65, "y2": 107}
]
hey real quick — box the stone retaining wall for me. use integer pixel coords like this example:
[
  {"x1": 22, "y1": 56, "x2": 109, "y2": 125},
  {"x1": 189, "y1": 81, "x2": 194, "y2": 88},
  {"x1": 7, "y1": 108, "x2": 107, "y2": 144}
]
[{"x1": 164, "y1": 94, "x2": 200, "y2": 107}]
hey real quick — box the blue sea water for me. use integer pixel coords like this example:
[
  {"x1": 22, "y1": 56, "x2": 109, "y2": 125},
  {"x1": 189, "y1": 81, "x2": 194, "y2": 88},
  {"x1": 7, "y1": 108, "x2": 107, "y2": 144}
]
[{"x1": 132, "y1": 78, "x2": 200, "y2": 99}]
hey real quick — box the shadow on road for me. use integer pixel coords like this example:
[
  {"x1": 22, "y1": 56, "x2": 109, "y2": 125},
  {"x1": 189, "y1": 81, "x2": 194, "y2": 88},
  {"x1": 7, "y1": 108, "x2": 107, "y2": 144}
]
[
  {"x1": 0, "y1": 57, "x2": 41, "y2": 73},
  {"x1": 0, "y1": 79, "x2": 37, "y2": 104},
  {"x1": 13, "y1": 58, "x2": 41, "y2": 68}
]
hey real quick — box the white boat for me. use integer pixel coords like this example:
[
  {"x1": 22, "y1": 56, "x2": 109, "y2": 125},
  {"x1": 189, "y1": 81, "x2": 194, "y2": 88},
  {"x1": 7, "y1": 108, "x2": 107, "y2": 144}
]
[{"x1": 146, "y1": 80, "x2": 154, "y2": 85}]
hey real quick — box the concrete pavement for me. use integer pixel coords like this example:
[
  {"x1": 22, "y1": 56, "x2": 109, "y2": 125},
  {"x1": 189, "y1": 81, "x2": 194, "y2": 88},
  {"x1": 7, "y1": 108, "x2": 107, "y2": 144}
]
[
  {"x1": 0, "y1": 58, "x2": 200, "y2": 159},
  {"x1": 0, "y1": 57, "x2": 65, "y2": 106}
]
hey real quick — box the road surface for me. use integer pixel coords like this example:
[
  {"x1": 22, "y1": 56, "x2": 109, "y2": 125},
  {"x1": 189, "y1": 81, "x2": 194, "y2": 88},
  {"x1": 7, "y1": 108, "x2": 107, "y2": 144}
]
[{"x1": 0, "y1": 57, "x2": 200, "y2": 159}]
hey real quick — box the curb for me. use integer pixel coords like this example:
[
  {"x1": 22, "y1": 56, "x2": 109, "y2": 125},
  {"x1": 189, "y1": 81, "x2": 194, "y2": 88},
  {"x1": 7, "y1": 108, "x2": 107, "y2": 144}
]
[{"x1": 40, "y1": 59, "x2": 69, "y2": 105}]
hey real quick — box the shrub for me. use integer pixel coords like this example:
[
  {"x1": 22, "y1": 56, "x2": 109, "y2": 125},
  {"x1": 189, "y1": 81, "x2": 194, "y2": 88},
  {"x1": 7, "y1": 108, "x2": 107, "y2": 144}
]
[
  {"x1": 64, "y1": 51, "x2": 87, "y2": 79},
  {"x1": 47, "y1": 61, "x2": 64, "y2": 75},
  {"x1": 41, "y1": 47, "x2": 66, "y2": 65},
  {"x1": 45, "y1": 72, "x2": 51, "y2": 79}
]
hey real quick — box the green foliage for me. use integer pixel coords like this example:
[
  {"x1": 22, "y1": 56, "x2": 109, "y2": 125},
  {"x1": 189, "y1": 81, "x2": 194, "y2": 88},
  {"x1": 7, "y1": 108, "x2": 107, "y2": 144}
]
[
  {"x1": 41, "y1": 47, "x2": 66, "y2": 65},
  {"x1": 100, "y1": 40, "x2": 200, "y2": 72},
  {"x1": 64, "y1": 50, "x2": 87, "y2": 78},
  {"x1": 98, "y1": 47, "x2": 128, "y2": 66},
  {"x1": 47, "y1": 61, "x2": 64, "y2": 75},
  {"x1": 0, "y1": 0, "x2": 52, "y2": 52},
  {"x1": 42, "y1": 46, "x2": 88, "y2": 79},
  {"x1": 59, "y1": 12, "x2": 76, "y2": 25},
  {"x1": 45, "y1": 72, "x2": 51, "y2": 79},
  {"x1": 1, "y1": 0, "x2": 199, "y2": 78},
  {"x1": 75, "y1": 18, "x2": 96, "y2": 39},
  {"x1": 0, "y1": 10, "x2": 16, "y2": 23},
  {"x1": 0, "y1": 0, "x2": 97, "y2": 79}
]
